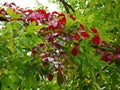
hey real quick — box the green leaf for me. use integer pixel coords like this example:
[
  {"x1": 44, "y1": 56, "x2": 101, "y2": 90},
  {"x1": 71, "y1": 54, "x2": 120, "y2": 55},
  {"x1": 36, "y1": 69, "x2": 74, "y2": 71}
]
[
  {"x1": 8, "y1": 41, "x2": 14, "y2": 53},
  {"x1": 114, "y1": 60, "x2": 120, "y2": 68},
  {"x1": 6, "y1": 8, "x2": 22, "y2": 18}
]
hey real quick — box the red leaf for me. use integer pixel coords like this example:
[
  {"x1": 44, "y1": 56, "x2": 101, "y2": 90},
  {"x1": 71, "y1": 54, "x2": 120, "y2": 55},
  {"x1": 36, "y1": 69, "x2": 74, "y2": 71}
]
[
  {"x1": 48, "y1": 25, "x2": 54, "y2": 30},
  {"x1": 39, "y1": 43, "x2": 45, "y2": 47},
  {"x1": 80, "y1": 30, "x2": 89, "y2": 39},
  {"x1": 0, "y1": 8, "x2": 7, "y2": 15},
  {"x1": 28, "y1": 17, "x2": 35, "y2": 22},
  {"x1": 90, "y1": 27, "x2": 98, "y2": 34},
  {"x1": 58, "y1": 17, "x2": 66, "y2": 24},
  {"x1": 92, "y1": 35, "x2": 100, "y2": 45},
  {"x1": 10, "y1": 2, "x2": 16, "y2": 6},
  {"x1": 24, "y1": 9, "x2": 33, "y2": 15},
  {"x1": 39, "y1": 43, "x2": 45, "y2": 49},
  {"x1": 3, "y1": 2, "x2": 7, "y2": 6},
  {"x1": 69, "y1": 14, "x2": 76, "y2": 21},
  {"x1": 58, "y1": 13, "x2": 65, "y2": 17},
  {"x1": 32, "y1": 47, "x2": 38, "y2": 56},
  {"x1": 52, "y1": 11, "x2": 59, "y2": 15},
  {"x1": 80, "y1": 24, "x2": 85, "y2": 30},
  {"x1": 36, "y1": 10, "x2": 46, "y2": 14},
  {"x1": 58, "y1": 14, "x2": 66, "y2": 24},
  {"x1": 101, "y1": 52, "x2": 112, "y2": 62},
  {"x1": 71, "y1": 48, "x2": 79, "y2": 56},
  {"x1": 114, "y1": 53, "x2": 120, "y2": 60},
  {"x1": 101, "y1": 41, "x2": 109, "y2": 47},
  {"x1": 54, "y1": 43, "x2": 61, "y2": 50},
  {"x1": 115, "y1": 46, "x2": 120, "y2": 52},
  {"x1": 74, "y1": 32, "x2": 80, "y2": 41},
  {"x1": 47, "y1": 73, "x2": 54, "y2": 81}
]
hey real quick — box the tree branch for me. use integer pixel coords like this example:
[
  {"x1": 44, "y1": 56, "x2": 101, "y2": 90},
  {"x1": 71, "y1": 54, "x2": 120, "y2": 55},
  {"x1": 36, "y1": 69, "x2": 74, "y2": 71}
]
[
  {"x1": 59, "y1": 0, "x2": 75, "y2": 13},
  {"x1": 0, "y1": 17, "x2": 8, "y2": 21}
]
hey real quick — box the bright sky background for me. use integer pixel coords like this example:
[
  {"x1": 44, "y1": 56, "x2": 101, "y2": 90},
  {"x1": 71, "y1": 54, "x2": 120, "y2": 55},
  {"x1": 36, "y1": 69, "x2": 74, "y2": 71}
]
[{"x1": 0, "y1": 0, "x2": 58, "y2": 12}]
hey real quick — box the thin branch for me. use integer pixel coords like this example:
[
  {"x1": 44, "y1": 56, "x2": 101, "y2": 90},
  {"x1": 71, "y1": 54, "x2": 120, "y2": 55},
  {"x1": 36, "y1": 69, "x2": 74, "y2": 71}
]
[
  {"x1": 0, "y1": 17, "x2": 8, "y2": 21},
  {"x1": 59, "y1": 0, "x2": 75, "y2": 13},
  {"x1": 96, "y1": 61, "x2": 113, "y2": 77}
]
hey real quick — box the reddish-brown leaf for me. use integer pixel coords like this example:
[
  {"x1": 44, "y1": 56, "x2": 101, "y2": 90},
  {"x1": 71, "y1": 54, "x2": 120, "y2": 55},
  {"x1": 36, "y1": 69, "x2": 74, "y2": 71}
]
[
  {"x1": 101, "y1": 52, "x2": 112, "y2": 62},
  {"x1": 90, "y1": 27, "x2": 98, "y2": 34},
  {"x1": 114, "y1": 53, "x2": 120, "y2": 60},
  {"x1": 71, "y1": 48, "x2": 79, "y2": 56},
  {"x1": 74, "y1": 32, "x2": 80, "y2": 41},
  {"x1": 58, "y1": 14, "x2": 66, "y2": 24},
  {"x1": 115, "y1": 46, "x2": 120, "y2": 52},
  {"x1": 47, "y1": 73, "x2": 54, "y2": 81},
  {"x1": 52, "y1": 11, "x2": 59, "y2": 15},
  {"x1": 59, "y1": 17, "x2": 66, "y2": 24},
  {"x1": 39, "y1": 43, "x2": 45, "y2": 48},
  {"x1": 80, "y1": 30, "x2": 89, "y2": 39},
  {"x1": 32, "y1": 47, "x2": 38, "y2": 56},
  {"x1": 92, "y1": 35, "x2": 100, "y2": 45},
  {"x1": 80, "y1": 24, "x2": 85, "y2": 30},
  {"x1": 24, "y1": 9, "x2": 33, "y2": 15},
  {"x1": 69, "y1": 14, "x2": 76, "y2": 21},
  {"x1": 101, "y1": 41, "x2": 109, "y2": 47},
  {"x1": 36, "y1": 10, "x2": 46, "y2": 14},
  {"x1": 28, "y1": 17, "x2": 35, "y2": 22}
]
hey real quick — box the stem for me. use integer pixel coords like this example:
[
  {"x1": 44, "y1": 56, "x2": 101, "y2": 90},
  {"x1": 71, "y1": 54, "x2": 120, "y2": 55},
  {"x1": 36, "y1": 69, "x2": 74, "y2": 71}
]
[
  {"x1": 96, "y1": 61, "x2": 113, "y2": 77},
  {"x1": 0, "y1": 16, "x2": 8, "y2": 21},
  {"x1": 59, "y1": 0, "x2": 75, "y2": 13}
]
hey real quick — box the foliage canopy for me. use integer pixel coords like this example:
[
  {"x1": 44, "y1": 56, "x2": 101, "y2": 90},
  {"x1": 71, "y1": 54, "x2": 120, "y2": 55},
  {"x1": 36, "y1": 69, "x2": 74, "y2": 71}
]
[{"x1": 0, "y1": 0, "x2": 120, "y2": 90}]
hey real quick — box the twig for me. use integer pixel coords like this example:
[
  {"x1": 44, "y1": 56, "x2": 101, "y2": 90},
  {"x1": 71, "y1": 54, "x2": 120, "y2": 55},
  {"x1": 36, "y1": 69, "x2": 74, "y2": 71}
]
[
  {"x1": 96, "y1": 61, "x2": 113, "y2": 77},
  {"x1": 0, "y1": 16, "x2": 8, "y2": 21},
  {"x1": 59, "y1": 0, "x2": 75, "y2": 13}
]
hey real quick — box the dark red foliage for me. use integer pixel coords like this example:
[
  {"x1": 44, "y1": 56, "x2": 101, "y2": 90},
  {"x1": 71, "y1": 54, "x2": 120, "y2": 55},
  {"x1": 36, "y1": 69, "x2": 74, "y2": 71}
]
[
  {"x1": 24, "y1": 9, "x2": 33, "y2": 15},
  {"x1": 80, "y1": 24, "x2": 85, "y2": 30},
  {"x1": 36, "y1": 10, "x2": 46, "y2": 14},
  {"x1": 90, "y1": 27, "x2": 98, "y2": 34},
  {"x1": 80, "y1": 30, "x2": 89, "y2": 39},
  {"x1": 74, "y1": 32, "x2": 80, "y2": 41},
  {"x1": 101, "y1": 52, "x2": 113, "y2": 62},
  {"x1": 69, "y1": 14, "x2": 76, "y2": 21},
  {"x1": 47, "y1": 73, "x2": 54, "y2": 81},
  {"x1": 1, "y1": 2, "x2": 117, "y2": 85},
  {"x1": 71, "y1": 48, "x2": 79, "y2": 56},
  {"x1": 115, "y1": 46, "x2": 120, "y2": 52},
  {"x1": 114, "y1": 53, "x2": 120, "y2": 60},
  {"x1": 39, "y1": 43, "x2": 45, "y2": 47},
  {"x1": 58, "y1": 17, "x2": 66, "y2": 24},
  {"x1": 101, "y1": 41, "x2": 109, "y2": 47},
  {"x1": 58, "y1": 14, "x2": 66, "y2": 24},
  {"x1": 52, "y1": 11, "x2": 59, "y2": 15},
  {"x1": 28, "y1": 17, "x2": 35, "y2": 22},
  {"x1": 0, "y1": 8, "x2": 7, "y2": 15},
  {"x1": 32, "y1": 47, "x2": 38, "y2": 56},
  {"x1": 92, "y1": 35, "x2": 100, "y2": 45}
]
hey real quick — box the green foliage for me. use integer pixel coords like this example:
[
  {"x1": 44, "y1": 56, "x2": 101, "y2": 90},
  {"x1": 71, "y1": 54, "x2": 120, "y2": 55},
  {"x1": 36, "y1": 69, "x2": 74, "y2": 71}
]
[{"x1": 0, "y1": 1, "x2": 120, "y2": 90}]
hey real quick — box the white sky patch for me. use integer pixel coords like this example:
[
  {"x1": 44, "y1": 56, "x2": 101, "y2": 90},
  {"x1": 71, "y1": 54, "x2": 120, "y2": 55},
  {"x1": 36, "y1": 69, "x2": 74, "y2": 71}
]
[{"x1": 0, "y1": 0, "x2": 58, "y2": 12}]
